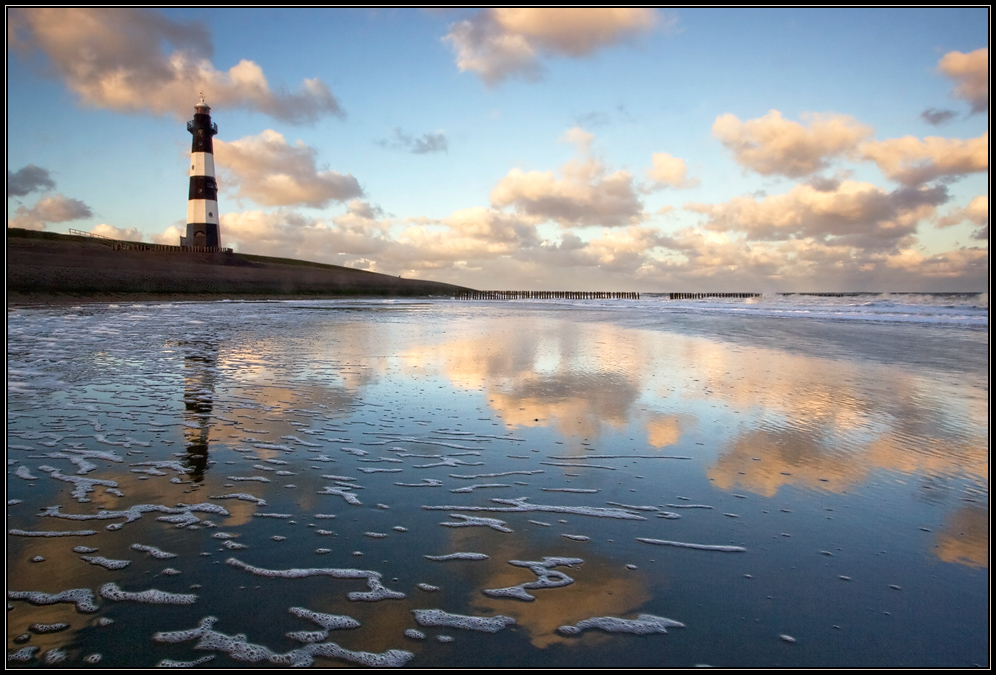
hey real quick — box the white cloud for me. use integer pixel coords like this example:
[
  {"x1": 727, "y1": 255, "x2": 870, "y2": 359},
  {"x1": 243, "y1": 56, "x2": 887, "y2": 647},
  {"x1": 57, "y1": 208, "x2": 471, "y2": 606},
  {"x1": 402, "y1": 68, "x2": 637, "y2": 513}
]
[
  {"x1": 215, "y1": 130, "x2": 363, "y2": 208},
  {"x1": 685, "y1": 180, "x2": 948, "y2": 250},
  {"x1": 712, "y1": 110, "x2": 873, "y2": 178},
  {"x1": 152, "y1": 225, "x2": 184, "y2": 246},
  {"x1": 936, "y1": 195, "x2": 989, "y2": 240},
  {"x1": 860, "y1": 132, "x2": 988, "y2": 186},
  {"x1": 646, "y1": 152, "x2": 698, "y2": 189},
  {"x1": 8, "y1": 8, "x2": 342, "y2": 123},
  {"x1": 938, "y1": 48, "x2": 988, "y2": 113},
  {"x1": 444, "y1": 8, "x2": 661, "y2": 86},
  {"x1": 7, "y1": 194, "x2": 93, "y2": 231},
  {"x1": 490, "y1": 130, "x2": 644, "y2": 228},
  {"x1": 91, "y1": 223, "x2": 142, "y2": 241},
  {"x1": 936, "y1": 195, "x2": 988, "y2": 228}
]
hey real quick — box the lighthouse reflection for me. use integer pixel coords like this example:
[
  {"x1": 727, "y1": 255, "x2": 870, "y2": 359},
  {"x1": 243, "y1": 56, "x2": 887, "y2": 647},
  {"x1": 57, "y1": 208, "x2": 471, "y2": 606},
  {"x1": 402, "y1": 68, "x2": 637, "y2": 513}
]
[{"x1": 181, "y1": 339, "x2": 218, "y2": 481}]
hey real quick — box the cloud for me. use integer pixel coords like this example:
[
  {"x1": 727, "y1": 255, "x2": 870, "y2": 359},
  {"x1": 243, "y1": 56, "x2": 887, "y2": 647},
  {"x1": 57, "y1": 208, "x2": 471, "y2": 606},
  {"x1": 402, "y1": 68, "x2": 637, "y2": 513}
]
[
  {"x1": 646, "y1": 152, "x2": 698, "y2": 189},
  {"x1": 174, "y1": 202, "x2": 540, "y2": 279},
  {"x1": 936, "y1": 195, "x2": 987, "y2": 228},
  {"x1": 490, "y1": 129, "x2": 644, "y2": 228},
  {"x1": 215, "y1": 130, "x2": 363, "y2": 208},
  {"x1": 399, "y1": 207, "x2": 541, "y2": 263},
  {"x1": 936, "y1": 195, "x2": 988, "y2": 240},
  {"x1": 7, "y1": 165, "x2": 56, "y2": 197},
  {"x1": 8, "y1": 8, "x2": 342, "y2": 123},
  {"x1": 444, "y1": 8, "x2": 661, "y2": 86},
  {"x1": 859, "y1": 132, "x2": 988, "y2": 186},
  {"x1": 377, "y1": 128, "x2": 449, "y2": 154},
  {"x1": 883, "y1": 246, "x2": 989, "y2": 279},
  {"x1": 213, "y1": 209, "x2": 391, "y2": 263},
  {"x1": 920, "y1": 107, "x2": 957, "y2": 126},
  {"x1": 91, "y1": 223, "x2": 142, "y2": 241},
  {"x1": 685, "y1": 180, "x2": 948, "y2": 250},
  {"x1": 647, "y1": 228, "x2": 988, "y2": 291},
  {"x1": 712, "y1": 110, "x2": 873, "y2": 178},
  {"x1": 152, "y1": 225, "x2": 183, "y2": 246},
  {"x1": 938, "y1": 48, "x2": 988, "y2": 113},
  {"x1": 7, "y1": 194, "x2": 93, "y2": 230}
]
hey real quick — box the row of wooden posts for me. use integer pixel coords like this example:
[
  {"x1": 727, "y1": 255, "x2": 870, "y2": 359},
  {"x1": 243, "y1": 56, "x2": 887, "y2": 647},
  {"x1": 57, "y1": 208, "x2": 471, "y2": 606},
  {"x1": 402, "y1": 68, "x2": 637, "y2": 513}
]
[
  {"x1": 666, "y1": 292, "x2": 761, "y2": 299},
  {"x1": 111, "y1": 243, "x2": 233, "y2": 254},
  {"x1": 456, "y1": 290, "x2": 640, "y2": 300},
  {"x1": 455, "y1": 291, "x2": 762, "y2": 300}
]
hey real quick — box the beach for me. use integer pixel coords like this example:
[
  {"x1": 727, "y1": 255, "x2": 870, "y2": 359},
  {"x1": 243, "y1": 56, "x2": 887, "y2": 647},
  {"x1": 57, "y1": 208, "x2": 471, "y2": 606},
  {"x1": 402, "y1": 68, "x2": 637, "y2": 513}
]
[{"x1": 6, "y1": 295, "x2": 989, "y2": 667}]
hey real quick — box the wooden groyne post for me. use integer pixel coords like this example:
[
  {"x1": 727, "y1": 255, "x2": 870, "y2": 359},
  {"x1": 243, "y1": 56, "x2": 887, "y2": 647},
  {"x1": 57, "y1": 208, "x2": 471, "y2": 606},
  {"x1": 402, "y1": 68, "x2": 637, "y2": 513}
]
[
  {"x1": 667, "y1": 292, "x2": 760, "y2": 299},
  {"x1": 455, "y1": 290, "x2": 640, "y2": 300}
]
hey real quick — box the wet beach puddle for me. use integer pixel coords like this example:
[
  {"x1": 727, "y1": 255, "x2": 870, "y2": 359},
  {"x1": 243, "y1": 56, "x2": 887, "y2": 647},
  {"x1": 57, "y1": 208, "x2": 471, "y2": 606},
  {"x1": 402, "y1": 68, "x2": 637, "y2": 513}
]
[{"x1": 6, "y1": 301, "x2": 989, "y2": 667}]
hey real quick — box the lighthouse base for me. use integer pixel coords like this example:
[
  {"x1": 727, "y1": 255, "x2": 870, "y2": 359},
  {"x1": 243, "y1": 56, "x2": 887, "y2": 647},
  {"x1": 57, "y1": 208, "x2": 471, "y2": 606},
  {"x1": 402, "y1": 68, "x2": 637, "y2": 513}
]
[{"x1": 182, "y1": 222, "x2": 221, "y2": 249}]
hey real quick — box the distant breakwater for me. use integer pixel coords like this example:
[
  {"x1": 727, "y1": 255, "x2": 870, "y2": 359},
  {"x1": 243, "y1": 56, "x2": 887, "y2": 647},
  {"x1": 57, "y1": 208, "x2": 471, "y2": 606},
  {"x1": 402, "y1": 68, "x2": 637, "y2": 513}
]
[
  {"x1": 456, "y1": 290, "x2": 640, "y2": 300},
  {"x1": 665, "y1": 292, "x2": 760, "y2": 299},
  {"x1": 455, "y1": 291, "x2": 762, "y2": 300}
]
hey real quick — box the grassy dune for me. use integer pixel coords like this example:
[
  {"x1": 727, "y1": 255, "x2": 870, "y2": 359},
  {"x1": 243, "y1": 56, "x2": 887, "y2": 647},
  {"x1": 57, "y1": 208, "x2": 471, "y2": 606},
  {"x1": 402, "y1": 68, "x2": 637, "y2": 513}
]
[{"x1": 7, "y1": 228, "x2": 472, "y2": 303}]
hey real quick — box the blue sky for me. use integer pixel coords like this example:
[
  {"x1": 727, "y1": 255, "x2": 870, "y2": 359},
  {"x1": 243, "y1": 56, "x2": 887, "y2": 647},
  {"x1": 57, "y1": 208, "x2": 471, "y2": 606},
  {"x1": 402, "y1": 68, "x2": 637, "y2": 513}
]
[{"x1": 6, "y1": 8, "x2": 988, "y2": 291}]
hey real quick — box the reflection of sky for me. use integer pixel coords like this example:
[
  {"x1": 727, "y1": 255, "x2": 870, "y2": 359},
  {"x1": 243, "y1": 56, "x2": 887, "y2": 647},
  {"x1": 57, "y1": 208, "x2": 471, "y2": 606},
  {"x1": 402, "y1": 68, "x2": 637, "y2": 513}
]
[
  {"x1": 380, "y1": 309, "x2": 988, "y2": 495},
  {"x1": 5, "y1": 301, "x2": 988, "y2": 668}
]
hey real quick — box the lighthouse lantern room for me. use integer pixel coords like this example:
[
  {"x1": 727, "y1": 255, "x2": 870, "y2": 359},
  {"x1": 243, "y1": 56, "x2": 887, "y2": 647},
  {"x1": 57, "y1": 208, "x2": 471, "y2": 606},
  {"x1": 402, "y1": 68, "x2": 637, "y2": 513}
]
[{"x1": 181, "y1": 94, "x2": 221, "y2": 248}]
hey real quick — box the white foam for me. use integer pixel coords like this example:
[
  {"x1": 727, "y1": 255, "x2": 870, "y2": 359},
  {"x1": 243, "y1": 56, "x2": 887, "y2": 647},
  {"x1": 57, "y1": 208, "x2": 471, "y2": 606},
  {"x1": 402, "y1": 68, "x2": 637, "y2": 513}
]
[
  {"x1": 395, "y1": 478, "x2": 443, "y2": 487},
  {"x1": 154, "y1": 615, "x2": 412, "y2": 667},
  {"x1": 483, "y1": 557, "x2": 583, "y2": 601},
  {"x1": 424, "y1": 496, "x2": 646, "y2": 521},
  {"x1": 317, "y1": 486, "x2": 362, "y2": 505},
  {"x1": 14, "y1": 465, "x2": 37, "y2": 480},
  {"x1": 558, "y1": 614, "x2": 685, "y2": 636},
  {"x1": 637, "y1": 538, "x2": 747, "y2": 552},
  {"x1": 225, "y1": 558, "x2": 405, "y2": 602},
  {"x1": 7, "y1": 588, "x2": 99, "y2": 613},
  {"x1": 424, "y1": 552, "x2": 489, "y2": 561},
  {"x1": 43, "y1": 649, "x2": 67, "y2": 665},
  {"x1": 99, "y1": 582, "x2": 198, "y2": 605},
  {"x1": 7, "y1": 646, "x2": 38, "y2": 663},
  {"x1": 156, "y1": 655, "x2": 215, "y2": 667},
  {"x1": 37, "y1": 466, "x2": 118, "y2": 502},
  {"x1": 288, "y1": 606, "x2": 361, "y2": 631},
  {"x1": 9, "y1": 528, "x2": 97, "y2": 537},
  {"x1": 440, "y1": 514, "x2": 513, "y2": 533},
  {"x1": 449, "y1": 483, "x2": 511, "y2": 493},
  {"x1": 412, "y1": 609, "x2": 516, "y2": 633},
  {"x1": 449, "y1": 470, "x2": 543, "y2": 479},
  {"x1": 132, "y1": 544, "x2": 178, "y2": 559},
  {"x1": 81, "y1": 555, "x2": 131, "y2": 570},
  {"x1": 210, "y1": 493, "x2": 267, "y2": 506},
  {"x1": 540, "y1": 462, "x2": 616, "y2": 470}
]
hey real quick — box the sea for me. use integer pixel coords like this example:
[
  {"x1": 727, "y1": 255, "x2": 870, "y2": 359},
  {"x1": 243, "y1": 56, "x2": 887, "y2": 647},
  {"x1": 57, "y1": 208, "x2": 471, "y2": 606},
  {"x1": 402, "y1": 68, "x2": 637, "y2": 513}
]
[{"x1": 6, "y1": 292, "x2": 989, "y2": 667}]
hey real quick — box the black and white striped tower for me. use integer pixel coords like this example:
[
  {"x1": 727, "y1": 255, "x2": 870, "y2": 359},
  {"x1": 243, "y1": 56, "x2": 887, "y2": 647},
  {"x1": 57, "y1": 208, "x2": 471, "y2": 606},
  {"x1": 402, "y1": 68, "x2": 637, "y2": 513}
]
[{"x1": 182, "y1": 94, "x2": 221, "y2": 248}]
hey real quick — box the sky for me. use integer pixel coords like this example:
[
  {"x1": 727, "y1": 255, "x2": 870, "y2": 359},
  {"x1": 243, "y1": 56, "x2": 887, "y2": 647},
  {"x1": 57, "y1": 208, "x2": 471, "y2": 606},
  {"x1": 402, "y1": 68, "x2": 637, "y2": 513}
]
[{"x1": 6, "y1": 7, "x2": 989, "y2": 292}]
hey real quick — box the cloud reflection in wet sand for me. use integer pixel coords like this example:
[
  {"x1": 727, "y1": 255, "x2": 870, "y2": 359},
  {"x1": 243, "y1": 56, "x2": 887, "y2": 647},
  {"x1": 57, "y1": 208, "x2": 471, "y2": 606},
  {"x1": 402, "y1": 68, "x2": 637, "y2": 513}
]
[{"x1": 6, "y1": 301, "x2": 987, "y2": 667}]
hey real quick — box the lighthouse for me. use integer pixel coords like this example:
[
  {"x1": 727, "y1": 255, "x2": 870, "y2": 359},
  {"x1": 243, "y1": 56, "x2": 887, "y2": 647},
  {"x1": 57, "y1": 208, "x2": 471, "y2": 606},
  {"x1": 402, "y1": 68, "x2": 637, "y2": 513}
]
[{"x1": 181, "y1": 94, "x2": 221, "y2": 248}]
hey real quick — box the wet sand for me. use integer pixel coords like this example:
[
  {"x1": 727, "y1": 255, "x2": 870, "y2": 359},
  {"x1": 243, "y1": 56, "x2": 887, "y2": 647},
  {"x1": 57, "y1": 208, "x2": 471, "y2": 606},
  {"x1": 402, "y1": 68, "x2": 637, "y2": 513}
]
[{"x1": 6, "y1": 300, "x2": 988, "y2": 667}]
